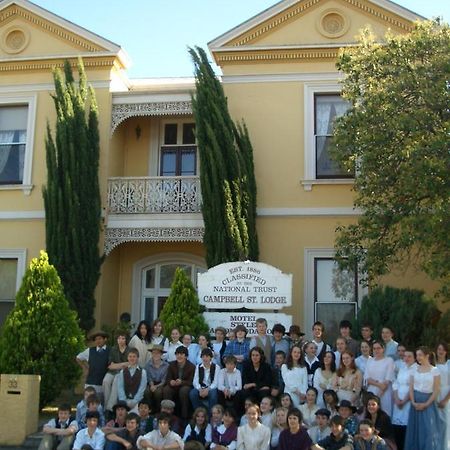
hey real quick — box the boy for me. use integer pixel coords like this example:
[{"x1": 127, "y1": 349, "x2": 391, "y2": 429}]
[
  {"x1": 308, "y1": 408, "x2": 331, "y2": 444},
  {"x1": 189, "y1": 347, "x2": 219, "y2": 411},
  {"x1": 312, "y1": 322, "x2": 331, "y2": 361},
  {"x1": 338, "y1": 400, "x2": 358, "y2": 436},
  {"x1": 313, "y1": 415, "x2": 354, "y2": 450},
  {"x1": 217, "y1": 355, "x2": 242, "y2": 410},
  {"x1": 76, "y1": 387, "x2": 99, "y2": 424},
  {"x1": 144, "y1": 344, "x2": 168, "y2": 413},
  {"x1": 38, "y1": 404, "x2": 78, "y2": 450},
  {"x1": 136, "y1": 413, "x2": 183, "y2": 449},
  {"x1": 79, "y1": 395, "x2": 105, "y2": 429},
  {"x1": 117, "y1": 348, "x2": 147, "y2": 411},
  {"x1": 73, "y1": 411, "x2": 105, "y2": 450},
  {"x1": 286, "y1": 325, "x2": 306, "y2": 348},
  {"x1": 76, "y1": 330, "x2": 110, "y2": 395},
  {"x1": 103, "y1": 401, "x2": 129, "y2": 435},
  {"x1": 137, "y1": 400, "x2": 154, "y2": 434},
  {"x1": 271, "y1": 350, "x2": 286, "y2": 398},
  {"x1": 223, "y1": 325, "x2": 250, "y2": 371},
  {"x1": 360, "y1": 324, "x2": 375, "y2": 347},
  {"x1": 250, "y1": 318, "x2": 273, "y2": 362},
  {"x1": 212, "y1": 327, "x2": 228, "y2": 368},
  {"x1": 271, "y1": 324, "x2": 290, "y2": 367},
  {"x1": 338, "y1": 321, "x2": 360, "y2": 357},
  {"x1": 105, "y1": 412, "x2": 142, "y2": 450}
]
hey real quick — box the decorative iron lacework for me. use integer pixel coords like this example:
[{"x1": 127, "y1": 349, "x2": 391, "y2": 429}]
[
  {"x1": 107, "y1": 176, "x2": 201, "y2": 214},
  {"x1": 104, "y1": 226, "x2": 204, "y2": 254},
  {"x1": 111, "y1": 101, "x2": 192, "y2": 134}
]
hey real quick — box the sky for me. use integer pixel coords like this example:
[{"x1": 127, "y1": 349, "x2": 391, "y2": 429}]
[{"x1": 29, "y1": 0, "x2": 450, "y2": 78}]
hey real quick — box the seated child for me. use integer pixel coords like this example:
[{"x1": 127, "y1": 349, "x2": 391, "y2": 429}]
[
  {"x1": 105, "y1": 412, "x2": 142, "y2": 450},
  {"x1": 136, "y1": 412, "x2": 183, "y2": 449},
  {"x1": 38, "y1": 403, "x2": 78, "y2": 450},
  {"x1": 78, "y1": 395, "x2": 106, "y2": 429},
  {"x1": 308, "y1": 408, "x2": 332, "y2": 444},
  {"x1": 103, "y1": 401, "x2": 129, "y2": 435},
  {"x1": 73, "y1": 411, "x2": 105, "y2": 450},
  {"x1": 76, "y1": 387, "x2": 103, "y2": 424},
  {"x1": 137, "y1": 400, "x2": 154, "y2": 434},
  {"x1": 117, "y1": 349, "x2": 147, "y2": 411},
  {"x1": 217, "y1": 355, "x2": 242, "y2": 411}
]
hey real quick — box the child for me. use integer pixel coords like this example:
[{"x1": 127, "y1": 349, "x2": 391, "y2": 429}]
[
  {"x1": 312, "y1": 415, "x2": 353, "y2": 450},
  {"x1": 183, "y1": 406, "x2": 212, "y2": 447},
  {"x1": 137, "y1": 412, "x2": 183, "y2": 449},
  {"x1": 381, "y1": 326, "x2": 398, "y2": 360},
  {"x1": 217, "y1": 355, "x2": 242, "y2": 410},
  {"x1": 271, "y1": 324, "x2": 290, "y2": 367},
  {"x1": 311, "y1": 322, "x2": 331, "y2": 361},
  {"x1": 322, "y1": 390, "x2": 339, "y2": 418},
  {"x1": 137, "y1": 400, "x2": 154, "y2": 434},
  {"x1": 190, "y1": 347, "x2": 219, "y2": 411},
  {"x1": 338, "y1": 400, "x2": 359, "y2": 436},
  {"x1": 38, "y1": 404, "x2": 78, "y2": 450},
  {"x1": 73, "y1": 411, "x2": 105, "y2": 450},
  {"x1": 105, "y1": 412, "x2": 141, "y2": 450},
  {"x1": 79, "y1": 395, "x2": 105, "y2": 429},
  {"x1": 165, "y1": 328, "x2": 182, "y2": 362},
  {"x1": 338, "y1": 320, "x2": 359, "y2": 358},
  {"x1": 182, "y1": 334, "x2": 200, "y2": 365},
  {"x1": 271, "y1": 350, "x2": 286, "y2": 398},
  {"x1": 353, "y1": 419, "x2": 387, "y2": 450},
  {"x1": 259, "y1": 396, "x2": 275, "y2": 430},
  {"x1": 250, "y1": 318, "x2": 273, "y2": 363},
  {"x1": 299, "y1": 387, "x2": 320, "y2": 428},
  {"x1": 308, "y1": 409, "x2": 331, "y2": 444},
  {"x1": 76, "y1": 387, "x2": 97, "y2": 424},
  {"x1": 271, "y1": 407, "x2": 288, "y2": 449},
  {"x1": 212, "y1": 327, "x2": 228, "y2": 368},
  {"x1": 303, "y1": 342, "x2": 320, "y2": 387},
  {"x1": 210, "y1": 404, "x2": 224, "y2": 431},
  {"x1": 103, "y1": 401, "x2": 129, "y2": 435},
  {"x1": 280, "y1": 393, "x2": 294, "y2": 410},
  {"x1": 223, "y1": 325, "x2": 250, "y2": 372},
  {"x1": 286, "y1": 325, "x2": 306, "y2": 349},
  {"x1": 211, "y1": 408, "x2": 238, "y2": 450}
]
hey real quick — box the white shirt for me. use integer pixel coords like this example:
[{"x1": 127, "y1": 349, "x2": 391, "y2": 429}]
[
  {"x1": 237, "y1": 422, "x2": 270, "y2": 450},
  {"x1": 73, "y1": 428, "x2": 105, "y2": 450},
  {"x1": 183, "y1": 423, "x2": 212, "y2": 443},
  {"x1": 166, "y1": 340, "x2": 182, "y2": 362},
  {"x1": 193, "y1": 363, "x2": 218, "y2": 390},
  {"x1": 218, "y1": 367, "x2": 242, "y2": 394},
  {"x1": 137, "y1": 429, "x2": 184, "y2": 449}
]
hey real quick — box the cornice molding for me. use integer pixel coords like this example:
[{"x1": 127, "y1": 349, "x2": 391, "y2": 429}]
[
  {"x1": 111, "y1": 100, "x2": 192, "y2": 135},
  {"x1": 0, "y1": 56, "x2": 116, "y2": 72},
  {"x1": 104, "y1": 226, "x2": 204, "y2": 254}
]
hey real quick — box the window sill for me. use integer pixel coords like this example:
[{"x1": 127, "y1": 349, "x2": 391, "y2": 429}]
[
  {"x1": 301, "y1": 179, "x2": 354, "y2": 191},
  {"x1": 0, "y1": 184, "x2": 33, "y2": 195}
]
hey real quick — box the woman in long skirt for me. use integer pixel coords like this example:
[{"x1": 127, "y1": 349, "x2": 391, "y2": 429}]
[{"x1": 404, "y1": 346, "x2": 444, "y2": 450}]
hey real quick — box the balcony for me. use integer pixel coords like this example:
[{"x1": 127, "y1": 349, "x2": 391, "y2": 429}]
[{"x1": 107, "y1": 176, "x2": 202, "y2": 214}]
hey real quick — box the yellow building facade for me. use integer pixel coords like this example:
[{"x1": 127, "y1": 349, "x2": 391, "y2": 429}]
[{"x1": 0, "y1": 0, "x2": 440, "y2": 336}]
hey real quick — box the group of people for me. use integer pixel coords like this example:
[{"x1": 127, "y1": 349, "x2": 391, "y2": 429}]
[{"x1": 38, "y1": 317, "x2": 448, "y2": 450}]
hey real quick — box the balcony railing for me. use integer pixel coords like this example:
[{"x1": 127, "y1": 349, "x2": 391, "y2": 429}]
[{"x1": 107, "y1": 176, "x2": 202, "y2": 214}]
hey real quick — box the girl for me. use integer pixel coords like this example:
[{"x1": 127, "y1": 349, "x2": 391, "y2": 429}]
[
  {"x1": 322, "y1": 389, "x2": 339, "y2": 418},
  {"x1": 196, "y1": 334, "x2": 212, "y2": 365},
  {"x1": 334, "y1": 337, "x2": 347, "y2": 370},
  {"x1": 259, "y1": 396, "x2": 275, "y2": 431},
  {"x1": 299, "y1": 387, "x2": 320, "y2": 428},
  {"x1": 355, "y1": 341, "x2": 372, "y2": 376},
  {"x1": 183, "y1": 406, "x2": 212, "y2": 447},
  {"x1": 334, "y1": 351, "x2": 362, "y2": 406},
  {"x1": 211, "y1": 404, "x2": 225, "y2": 430},
  {"x1": 271, "y1": 407, "x2": 288, "y2": 450},
  {"x1": 281, "y1": 345, "x2": 308, "y2": 407},
  {"x1": 280, "y1": 393, "x2": 293, "y2": 410},
  {"x1": 150, "y1": 319, "x2": 167, "y2": 348},
  {"x1": 314, "y1": 351, "x2": 337, "y2": 407},
  {"x1": 302, "y1": 342, "x2": 320, "y2": 387},
  {"x1": 165, "y1": 327, "x2": 182, "y2": 362},
  {"x1": 436, "y1": 342, "x2": 449, "y2": 450},
  {"x1": 237, "y1": 404, "x2": 271, "y2": 450},
  {"x1": 211, "y1": 408, "x2": 238, "y2": 450},
  {"x1": 129, "y1": 320, "x2": 152, "y2": 367},
  {"x1": 365, "y1": 395, "x2": 396, "y2": 450}
]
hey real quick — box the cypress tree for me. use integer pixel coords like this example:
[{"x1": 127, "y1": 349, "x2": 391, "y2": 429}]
[
  {"x1": 189, "y1": 47, "x2": 259, "y2": 267},
  {"x1": 42, "y1": 59, "x2": 102, "y2": 331}
]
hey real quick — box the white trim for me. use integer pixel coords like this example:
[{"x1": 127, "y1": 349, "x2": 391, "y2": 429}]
[
  {"x1": 0, "y1": 94, "x2": 37, "y2": 193},
  {"x1": 0, "y1": 248, "x2": 27, "y2": 294},
  {"x1": 209, "y1": 0, "x2": 424, "y2": 50},
  {"x1": 0, "y1": 81, "x2": 110, "y2": 94},
  {"x1": 213, "y1": 43, "x2": 354, "y2": 52},
  {"x1": 257, "y1": 207, "x2": 361, "y2": 217},
  {"x1": 131, "y1": 252, "x2": 206, "y2": 325},
  {"x1": 112, "y1": 92, "x2": 192, "y2": 105},
  {"x1": 106, "y1": 213, "x2": 204, "y2": 229},
  {"x1": 301, "y1": 179, "x2": 354, "y2": 191},
  {"x1": 222, "y1": 72, "x2": 344, "y2": 84},
  {"x1": 0, "y1": 210, "x2": 45, "y2": 220}
]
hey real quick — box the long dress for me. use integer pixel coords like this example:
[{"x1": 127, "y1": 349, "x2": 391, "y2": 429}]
[
  {"x1": 404, "y1": 365, "x2": 445, "y2": 450},
  {"x1": 313, "y1": 368, "x2": 336, "y2": 407},
  {"x1": 436, "y1": 361, "x2": 450, "y2": 450},
  {"x1": 281, "y1": 364, "x2": 308, "y2": 408},
  {"x1": 392, "y1": 363, "x2": 415, "y2": 426},
  {"x1": 364, "y1": 356, "x2": 395, "y2": 416}
]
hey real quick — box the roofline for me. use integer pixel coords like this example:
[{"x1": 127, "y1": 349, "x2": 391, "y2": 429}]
[
  {"x1": 208, "y1": 0, "x2": 426, "y2": 50},
  {"x1": 0, "y1": 0, "x2": 131, "y2": 68}
]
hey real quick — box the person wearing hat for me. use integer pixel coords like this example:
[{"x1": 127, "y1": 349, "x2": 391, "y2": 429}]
[
  {"x1": 76, "y1": 330, "x2": 110, "y2": 396},
  {"x1": 160, "y1": 400, "x2": 183, "y2": 437},
  {"x1": 162, "y1": 345, "x2": 195, "y2": 420},
  {"x1": 337, "y1": 400, "x2": 358, "y2": 436},
  {"x1": 286, "y1": 325, "x2": 306, "y2": 349},
  {"x1": 308, "y1": 408, "x2": 332, "y2": 444},
  {"x1": 312, "y1": 415, "x2": 354, "y2": 450},
  {"x1": 189, "y1": 347, "x2": 219, "y2": 411},
  {"x1": 144, "y1": 344, "x2": 169, "y2": 413},
  {"x1": 103, "y1": 401, "x2": 130, "y2": 434},
  {"x1": 223, "y1": 324, "x2": 250, "y2": 371}
]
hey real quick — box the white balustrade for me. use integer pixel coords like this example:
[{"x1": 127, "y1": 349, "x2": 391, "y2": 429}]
[{"x1": 107, "y1": 176, "x2": 202, "y2": 214}]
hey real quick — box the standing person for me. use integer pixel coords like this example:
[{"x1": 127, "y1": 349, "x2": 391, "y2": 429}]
[
  {"x1": 363, "y1": 341, "x2": 395, "y2": 416},
  {"x1": 236, "y1": 404, "x2": 271, "y2": 450},
  {"x1": 271, "y1": 324, "x2": 290, "y2": 367},
  {"x1": 360, "y1": 325, "x2": 375, "y2": 347},
  {"x1": 195, "y1": 334, "x2": 212, "y2": 365},
  {"x1": 129, "y1": 321, "x2": 152, "y2": 368},
  {"x1": 212, "y1": 327, "x2": 228, "y2": 368},
  {"x1": 136, "y1": 412, "x2": 183, "y2": 449},
  {"x1": 355, "y1": 341, "x2": 372, "y2": 376},
  {"x1": 250, "y1": 318, "x2": 274, "y2": 363},
  {"x1": 311, "y1": 322, "x2": 331, "y2": 362},
  {"x1": 436, "y1": 342, "x2": 449, "y2": 450},
  {"x1": 182, "y1": 334, "x2": 200, "y2": 366},
  {"x1": 278, "y1": 408, "x2": 313, "y2": 450},
  {"x1": 76, "y1": 330, "x2": 110, "y2": 396},
  {"x1": 211, "y1": 408, "x2": 238, "y2": 450},
  {"x1": 303, "y1": 342, "x2": 321, "y2": 387},
  {"x1": 38, "y1": 404, "x2": 78, "y2": 450},
  {"x1": 333, "y1": 351, "x2": 362, "y2": 406},
  {"x1": 392, "y1": 348, "x2": 416, "y2": 450},
  {"x1": 381, "y1": 327, "x2": 398, "y2": 361},
  {"x1": 271, "y1": 350, "x2": 286, "y2": 399},
  {"x1": 314, "y1": 351, "x2": 337, "y2": 407},
  {"x1": 144, "y1": 345, "x2": 169, "y2": 413},
  {"x1": 223, "y1": 325, "x2": 250, "y2": 372},
  {"x1": 404, "y1": 346, "x2": 444, "y2": 450},
  {"x1": 334, "y1": 338, "x2": 347, "y2": 371},
  {"x1": 353, "y1": 419, "x2": 387, "y2": 450},
  {"x1": 281, "y1": 344, "x2": 308, "y2": 407},
  {"x1": 165, "y1": 328, "x2": 183, "y2": 363},
  {"x1": 338, "y1": 320, "x2": 360, "y2": 357},
  {"x1": 149, "y1": 319, "x2": 167, "y2": 348},
  {"x1": 286, "y1": 325, "x2": 306, "y2": 349}
]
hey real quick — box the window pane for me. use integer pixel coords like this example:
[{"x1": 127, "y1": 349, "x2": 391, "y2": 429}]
[
  {"x1": 316, "y1": 136, "x2": 348, "y2": 178},
  {"x1": 164, "y1": 124, "x2": 177, "y2": 145},
  {"x1": 0, "y1": 258, "x2": 17, "y2": 301},
  {"x1": 0, "y1": 302, "x2": 14, "y2": 328},
  {"x1": 315, "y1": 303, "x2": 356, "y2": 344},
  {"x1": 160, "y1": 264, "x2": 191, "y2": 289},
  {"x1": 315, "y1": 258, "x2": 356, "y2": 302},
  {"x1": 315, "y1": 95, "x2": 349, "y2": 135},
  {"x1": 0, "y1": 105, "x2": 28, "y2": 131},
  {"x1": 180, "y1": 149, "x2": 196, "y2": 175},
  {"x1": 144, "y1": 297, "x2": 155, "y2": 324},
  {"x1": 161, "y1": 149, "x2": 177, "y2": 176},
  {"x1": 182, "y1": 123, "x2": 195, "y2": 145},
  {"x1": 0, "y1": 143, "x2": 25, "y2": 184},
  {"x1": 145, "y1": 268, "x2": 155, "y2": 289},
  {"x1": 157, "y1": 296, "x2": 168, "y2": 316}
]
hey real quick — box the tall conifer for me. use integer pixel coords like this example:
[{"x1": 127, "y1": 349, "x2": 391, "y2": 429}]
[
  {"x1": 43, "y1": 59, "x2": 102, "y2": 331},
  {"x1": 189, "y1": 47, "x2": 259, "y2": 267}
]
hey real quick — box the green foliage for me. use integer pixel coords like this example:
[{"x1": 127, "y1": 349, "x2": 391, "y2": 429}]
[
  {"x1": 331, "y1": 21, "x2": 450, "y2": 298},
  {"x1": 43, "y1": 59, "x2": 103, "y2": 330},
  {"x1": 354, "y1": 286, "x2": 442, "y2": 348},
  {"x1": 101, "y1": 319, "x2": 134, "y2": 343},
  {"x1": 189, "y1": 47, "x2": 259, "y2": 267},
  {"x1": 0, "y1": 251, "x2": 84, "y2": 408},
  {"x1": 159, "y1": 267, "x2": 209, "y2": 337}
]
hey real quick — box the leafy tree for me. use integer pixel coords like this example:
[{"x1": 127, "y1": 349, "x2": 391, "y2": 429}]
[
  {"x1": 354, "y1": 286, "x2": 441, "y2": 348},
  {"x1": 189, "y1": 47, "x2": 259, "y2": 267},
  {"x1": 331, "y1": 21, "x2": 450, "y2": 297},
  {"x1": 159, "y1": 267, "x2": 209, "y2": 337},
  {"x1": 0, "y1": 251, "x2": 84, "y2": 407},
  {"x1": 43, "y1": 59, "x2": 103, "y2": 330}
]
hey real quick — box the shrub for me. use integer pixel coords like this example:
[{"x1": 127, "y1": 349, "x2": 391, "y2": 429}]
[
  {"x1": 355, "y1": 286, "x2": 441, "y2": 348},
  {"x1": 160, "y1": 267, "x2": 209, "y2": 337},
  {"x1": 0, "y1": 251, "x2": 85, "y2": 407}
]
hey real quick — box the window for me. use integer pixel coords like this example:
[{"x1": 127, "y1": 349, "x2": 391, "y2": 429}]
[
  {"x1": 314, "y1": 94, "x2": 350, "y2": 179},
  {"x1": 160, "y1": 121, "x2": 196, "y2": 176},
  {"x1": 0, "y1": 249, "x2": 26, "y2": 327},
  {"x1": 0, "y1": 96, "x2": 36, "y2": 193}
]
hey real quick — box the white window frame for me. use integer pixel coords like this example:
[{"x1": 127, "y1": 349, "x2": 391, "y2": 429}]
[
  {"x1": 0, "y1": 95, "x2": 37, "y2": 195},
  {"x1": 0, "y1": 248, "x2": 27, "y2": 298},
  {"x1": 304, "y1": 248, "x2": 367, "y2": 334},
  {"x1": 302, "y1": 83, "x2": 353, "y2": 191}
]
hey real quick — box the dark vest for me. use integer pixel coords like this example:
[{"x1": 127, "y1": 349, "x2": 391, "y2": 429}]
[
  {"x1": 87, "y1": 346, "x2": 110, "y2": 385},
  {"x1": 187, "y1": 426, "x2": 207, "y2": 444},
  {"x1": 123, "y1": 367, "x2": 142, "y2": 399},
  {"x1": 317, "y1": 341, "x2": 331, "y2": 362},
  {"x1": 55, "y1": 416, "x2": 75, "y2": 429},
  {"x1": 198, "y1": 363, "x2": 216, "y2": 388}
]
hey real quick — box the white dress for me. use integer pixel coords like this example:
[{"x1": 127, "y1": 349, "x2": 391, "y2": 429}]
[
  {"x1": 313, "y1": 368, "x2": 336, "y2": 407},
  {"x1": 392, "y1": 363, "x2": 415, "y2": 425},
  {"x1": 281, "y1": 364, "x2": 308, "y2": 407},
  {"x1": 364, "y1": 356, "x2": 395, "y2": 416},
  {"x1": 299, "y1": 404, "x2": 319, "y2": 428},
  {"x1": 237, "y1": 422, "x2": 270, "y2": 450},
  {"x1": 128, "y1": 335, "x2": 151, "y2": 367},
  {"x1": 355, "y1": 355, "x2": 371, "y2": 376},
  {"x1": 436, "y1": 361, "x2": 450, "y2": 449}
]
